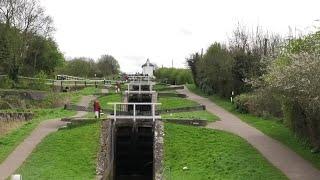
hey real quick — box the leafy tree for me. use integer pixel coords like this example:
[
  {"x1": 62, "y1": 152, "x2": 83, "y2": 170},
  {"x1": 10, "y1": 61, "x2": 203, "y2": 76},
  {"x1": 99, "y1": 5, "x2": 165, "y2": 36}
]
[
  {"x1": 97, "y1": 55, "x2": 120, "y2": 77},
  {"x1": 57, "y1": 58, "x2": 95, "y2": 77},
  {"x1": 186, "y1": 52, "x2": 201, "y2": 86},
  {"x1": 0, "y1": 0, "x2": 54, "y2": 82},
  {"x1": 23, "y1": 36, "x2": 64, "y2": 76},
  {"x1": 155, "y1": 68, "x2": 193, "y2": 85},
  {"x1": 197, "y1": 43, "x2": 234, "y2": 97},
  {"x1": 263, "y1": 53, "x2": 320, "y2": 148}
]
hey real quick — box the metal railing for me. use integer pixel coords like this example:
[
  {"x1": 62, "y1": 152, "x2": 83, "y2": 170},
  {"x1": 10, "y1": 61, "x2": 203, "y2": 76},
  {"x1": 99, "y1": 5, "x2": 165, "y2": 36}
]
[
  {"x1": 126, "y1": 81, "x2": 157, "y2": 95},
  {"x1": 127, "y1": 75, "x2": 151, "y2": 83},
  {"x1": 108, "y1": 102, "x2": 161, "y2": 122}
]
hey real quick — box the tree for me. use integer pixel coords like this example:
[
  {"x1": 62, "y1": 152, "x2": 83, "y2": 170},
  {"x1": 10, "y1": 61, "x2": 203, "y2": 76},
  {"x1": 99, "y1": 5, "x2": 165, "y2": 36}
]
[
  {"x1": 263, "y1": 53, "x2": 320, "y2": 148},
  {"x1": 57, "y1": 58, "x2": 94, "y2": 77},
  {"x1": 154, "y1": 68, "x2": 193, "y2": 85},
  {"x1": 197, "y1": 43, "x2": 234, "y2": 97},
  {"x1": 22, "y1": 36, "x2": 64, "y2": 76},
  {"x1": 97, "y1": 55, "x2": 120, "y2": 77},
  {"x1": 0, "y1": 0, "x2": 54, "y2": 81},
  {"x1": 186, "y1": 52, "x2": 200, "y2": 86}
]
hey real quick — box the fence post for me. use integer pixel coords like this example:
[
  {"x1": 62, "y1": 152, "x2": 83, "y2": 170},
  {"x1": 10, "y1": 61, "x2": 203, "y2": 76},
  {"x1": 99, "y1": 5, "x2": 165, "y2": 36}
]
[
  {"x1": 60, "y1": 81, "x2": 63, "y2": 91},
  {"x1": 114, "y1": 104, "x2": 116, "y2": 122},
  {"x1": 152, "y1": 103, "x2": 155, "y2": 122},
  {"x1": 133, "y1": 104, "x2": 136, "y2": 123},
  {"x1": 85, "y1": 81, "x2": 87, "y2": 87}
]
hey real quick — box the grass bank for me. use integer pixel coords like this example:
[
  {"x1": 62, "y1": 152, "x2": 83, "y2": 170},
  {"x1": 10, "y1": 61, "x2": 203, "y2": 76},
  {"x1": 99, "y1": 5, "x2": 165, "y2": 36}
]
[
  {"x1": 70, "y1": 87, "x2": 101, "y2": 104},
  {"x1": 0, "y1": 108, "x2": 75, "y2": 163},
  {"x1": 186, "y1": 84, "x2": 320, "y2": 169},
  {"x1": 164, "y1": 123, "x2": 286, "y2": 179},
  {"x1": 162, "y1": 110, "x2": 218, "y2": 122},
  {"x1": 0, "y1": 87, "x2": 97, "y2": 163},
  {"x1": 98, "y1": 93, "x2": 122, "y2": 109},
  {"x1": 159, "y1": 97, "x2": 198, "y2": 110},
  {"x1": 16, "y1": 121, "x2": 100, "y2": 179}
]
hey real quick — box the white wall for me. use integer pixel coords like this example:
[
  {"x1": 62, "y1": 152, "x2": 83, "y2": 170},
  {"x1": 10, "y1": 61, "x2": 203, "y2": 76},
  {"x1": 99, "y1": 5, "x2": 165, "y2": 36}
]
[{"x1": 143, "y1": 66, "x2": 154, "y2": 77}]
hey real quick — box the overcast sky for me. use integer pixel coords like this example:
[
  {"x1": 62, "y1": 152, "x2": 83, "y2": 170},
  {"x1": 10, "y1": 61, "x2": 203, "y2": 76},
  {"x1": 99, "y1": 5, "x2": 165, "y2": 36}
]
[{"x1": 41, "y1": 0, "x2": 319, "y2": 73}]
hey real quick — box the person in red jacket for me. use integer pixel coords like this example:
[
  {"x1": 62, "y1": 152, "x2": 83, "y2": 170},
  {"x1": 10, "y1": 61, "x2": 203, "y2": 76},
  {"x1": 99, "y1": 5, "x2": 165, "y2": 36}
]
[{"x1": 93, "y1": 100, "x2": 101, "y2": 118}]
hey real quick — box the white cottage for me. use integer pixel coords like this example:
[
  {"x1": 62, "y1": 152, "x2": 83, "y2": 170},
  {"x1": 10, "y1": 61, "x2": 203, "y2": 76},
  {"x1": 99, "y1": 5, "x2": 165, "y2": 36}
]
[{"x1": 142, "y1": 59, "x2": 156, "y2": 77}]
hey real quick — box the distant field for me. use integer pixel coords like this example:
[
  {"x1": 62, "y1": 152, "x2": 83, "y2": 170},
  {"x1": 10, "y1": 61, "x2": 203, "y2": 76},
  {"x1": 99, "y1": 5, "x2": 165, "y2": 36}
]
[{"x1": 164, "y1": 123, "x2": 286, "y2": 180}]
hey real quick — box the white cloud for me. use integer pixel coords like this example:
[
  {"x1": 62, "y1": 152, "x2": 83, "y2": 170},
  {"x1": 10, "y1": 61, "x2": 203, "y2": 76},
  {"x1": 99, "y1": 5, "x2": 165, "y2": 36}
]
[{"x1": 41, "y1": 0, "x2": 320, "y2": 72}]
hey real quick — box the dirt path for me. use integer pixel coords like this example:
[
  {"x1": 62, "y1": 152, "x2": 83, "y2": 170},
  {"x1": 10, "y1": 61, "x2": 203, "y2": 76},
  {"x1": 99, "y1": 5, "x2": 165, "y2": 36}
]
[
  {"x1": 0, "y1": 95, "x2": 96, "y2": 180},
  {"x1": 177, "y1": 87, "x2": 320, "y2": 180}
]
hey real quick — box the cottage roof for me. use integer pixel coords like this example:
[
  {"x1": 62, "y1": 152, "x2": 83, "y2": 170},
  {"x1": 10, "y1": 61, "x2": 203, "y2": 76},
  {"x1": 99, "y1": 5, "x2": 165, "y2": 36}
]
[{"x1": 142, "y1": 59, "x2": 155, "y2": 68}]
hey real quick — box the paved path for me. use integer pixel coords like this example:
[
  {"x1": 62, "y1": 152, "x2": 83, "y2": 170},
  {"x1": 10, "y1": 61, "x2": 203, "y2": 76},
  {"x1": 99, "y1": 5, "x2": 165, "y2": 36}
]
[
  {"x1": 177, "y1": 87, "x2": 320, "y2": 180},
  {"x1": 0, "y1": 95, "x2": 96, "y2": 180}
]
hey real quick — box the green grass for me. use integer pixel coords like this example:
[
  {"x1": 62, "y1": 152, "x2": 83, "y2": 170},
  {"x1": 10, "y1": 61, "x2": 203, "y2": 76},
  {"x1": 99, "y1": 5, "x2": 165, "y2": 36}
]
[
  {"x1": 162, "y1": 110, "x2": 218, "y2": 122},
  {"x1": 186, "y1": 84, "x2": 320, "y2": 169},
  {"x1": 164, "y1": 123, "x2": 286, "y2": 180},
  {"x1": 17, "y1": 121, "x2": 100, "y2": 180},
  {"x1": 98, "y1": 93, "x2": 122, "y2": 109},
  {"x1": 159, "y1": 97, "x2": 198, "y2": 110},
  {"x1": 0, "y1": 108, "x2": 76, "y2": 163},
  {"x1": 154, "y1": 84, "x2": 168, "y2": 91},
  {"x1": 70, "y1": 87, "x2": 101, "y2": 104}
]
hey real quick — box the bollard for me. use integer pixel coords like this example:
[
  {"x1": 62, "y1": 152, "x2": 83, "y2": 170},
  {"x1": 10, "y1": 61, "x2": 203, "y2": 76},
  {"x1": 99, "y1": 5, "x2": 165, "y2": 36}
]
[
  {"x1": 11, "y1": 174, "x2": 22, "y2": 180},
  {"x1": 60, "y1": 81, "x2": 63, "y2": 92},
  {"x1": 231, "y1": 91, "x2": 234, "y2": 104}
]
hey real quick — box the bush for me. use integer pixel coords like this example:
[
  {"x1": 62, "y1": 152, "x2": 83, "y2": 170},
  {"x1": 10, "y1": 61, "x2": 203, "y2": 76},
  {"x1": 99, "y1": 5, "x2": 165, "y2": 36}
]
[
  {"x1": 0, "y1": 76, "x2": 13, "y2": 89},
  {"x1": 234, "y1": 90, "x2": 282, "y2": 118},
  {"x1": 0, "y1": 99, "x2": 12, "y2": 109},
  {"x1": 234, "y1": 93, "x2": 251, "y2": 113},
  {"x1": 30, "y1": 71, "x2": 49, "y2": 90},
  {"x1": 263, "y1": 53, "x2": 320, "y2": 148}
]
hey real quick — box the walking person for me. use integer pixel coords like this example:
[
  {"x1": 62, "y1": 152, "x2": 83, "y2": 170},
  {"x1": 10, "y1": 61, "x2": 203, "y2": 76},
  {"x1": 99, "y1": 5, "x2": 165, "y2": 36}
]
[{"x1": 93, "y1": 100, "x2": 101, "y2": 118}]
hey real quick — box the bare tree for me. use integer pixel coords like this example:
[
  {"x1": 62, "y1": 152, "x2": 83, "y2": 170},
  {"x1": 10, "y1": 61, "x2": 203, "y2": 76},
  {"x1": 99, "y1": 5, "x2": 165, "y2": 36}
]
[
  {"x1": 228, "y1": 23, "x2": 283, "y2": 58},
  {"x1": 0, "y1": 0, "x2": 54, "y2": 81}
]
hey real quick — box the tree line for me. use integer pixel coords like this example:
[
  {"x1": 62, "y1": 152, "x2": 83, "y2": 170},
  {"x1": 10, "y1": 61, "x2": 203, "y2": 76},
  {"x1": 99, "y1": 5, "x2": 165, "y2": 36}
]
[
  {"x1": 187, "y1": 24, "x2": 320, "y2": 150},
  {"x1": 154, "y1": 67, "x2": 193, "y2": 85},
  {"x1": 56, "y1": 55, "x2": 120, "y2": 78},
  {"x1": 0, "y1": 0, "x2": 120, "y2": 85}
]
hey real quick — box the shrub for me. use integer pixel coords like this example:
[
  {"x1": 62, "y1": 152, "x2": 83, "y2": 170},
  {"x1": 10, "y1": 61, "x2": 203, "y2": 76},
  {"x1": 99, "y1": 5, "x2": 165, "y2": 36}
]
[
  {"x1": 263, "y1": 53, "x2": 320, "y2": 148},
  {"x1": 30, "y1": 71, "x2": 49, "y2": 90},
  {"x1": 0, "y1": 99, "x2": 12, "y2": 109},
  {"x1": 234, "y1": 93, "x2": 251, "y2": 113},
  {"x1": 0, "y1": 76, "x2": 13, "y2": 89},
  {"x1": 234, "y1": 90, "x2": 282, "y2": 118}
]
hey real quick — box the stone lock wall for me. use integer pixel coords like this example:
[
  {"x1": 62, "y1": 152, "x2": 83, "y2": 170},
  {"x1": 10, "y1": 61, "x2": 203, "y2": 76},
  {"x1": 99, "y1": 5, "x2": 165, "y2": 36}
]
[
  {"x1": 154, "y1": 120, "x2": 164, "y2": 180},
  {"x1": 97, "y1": 119, "x2": 114, "y2": 180},
  {"x1": 0, "y1": 112, "x2": 34, "y2": 122}
]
